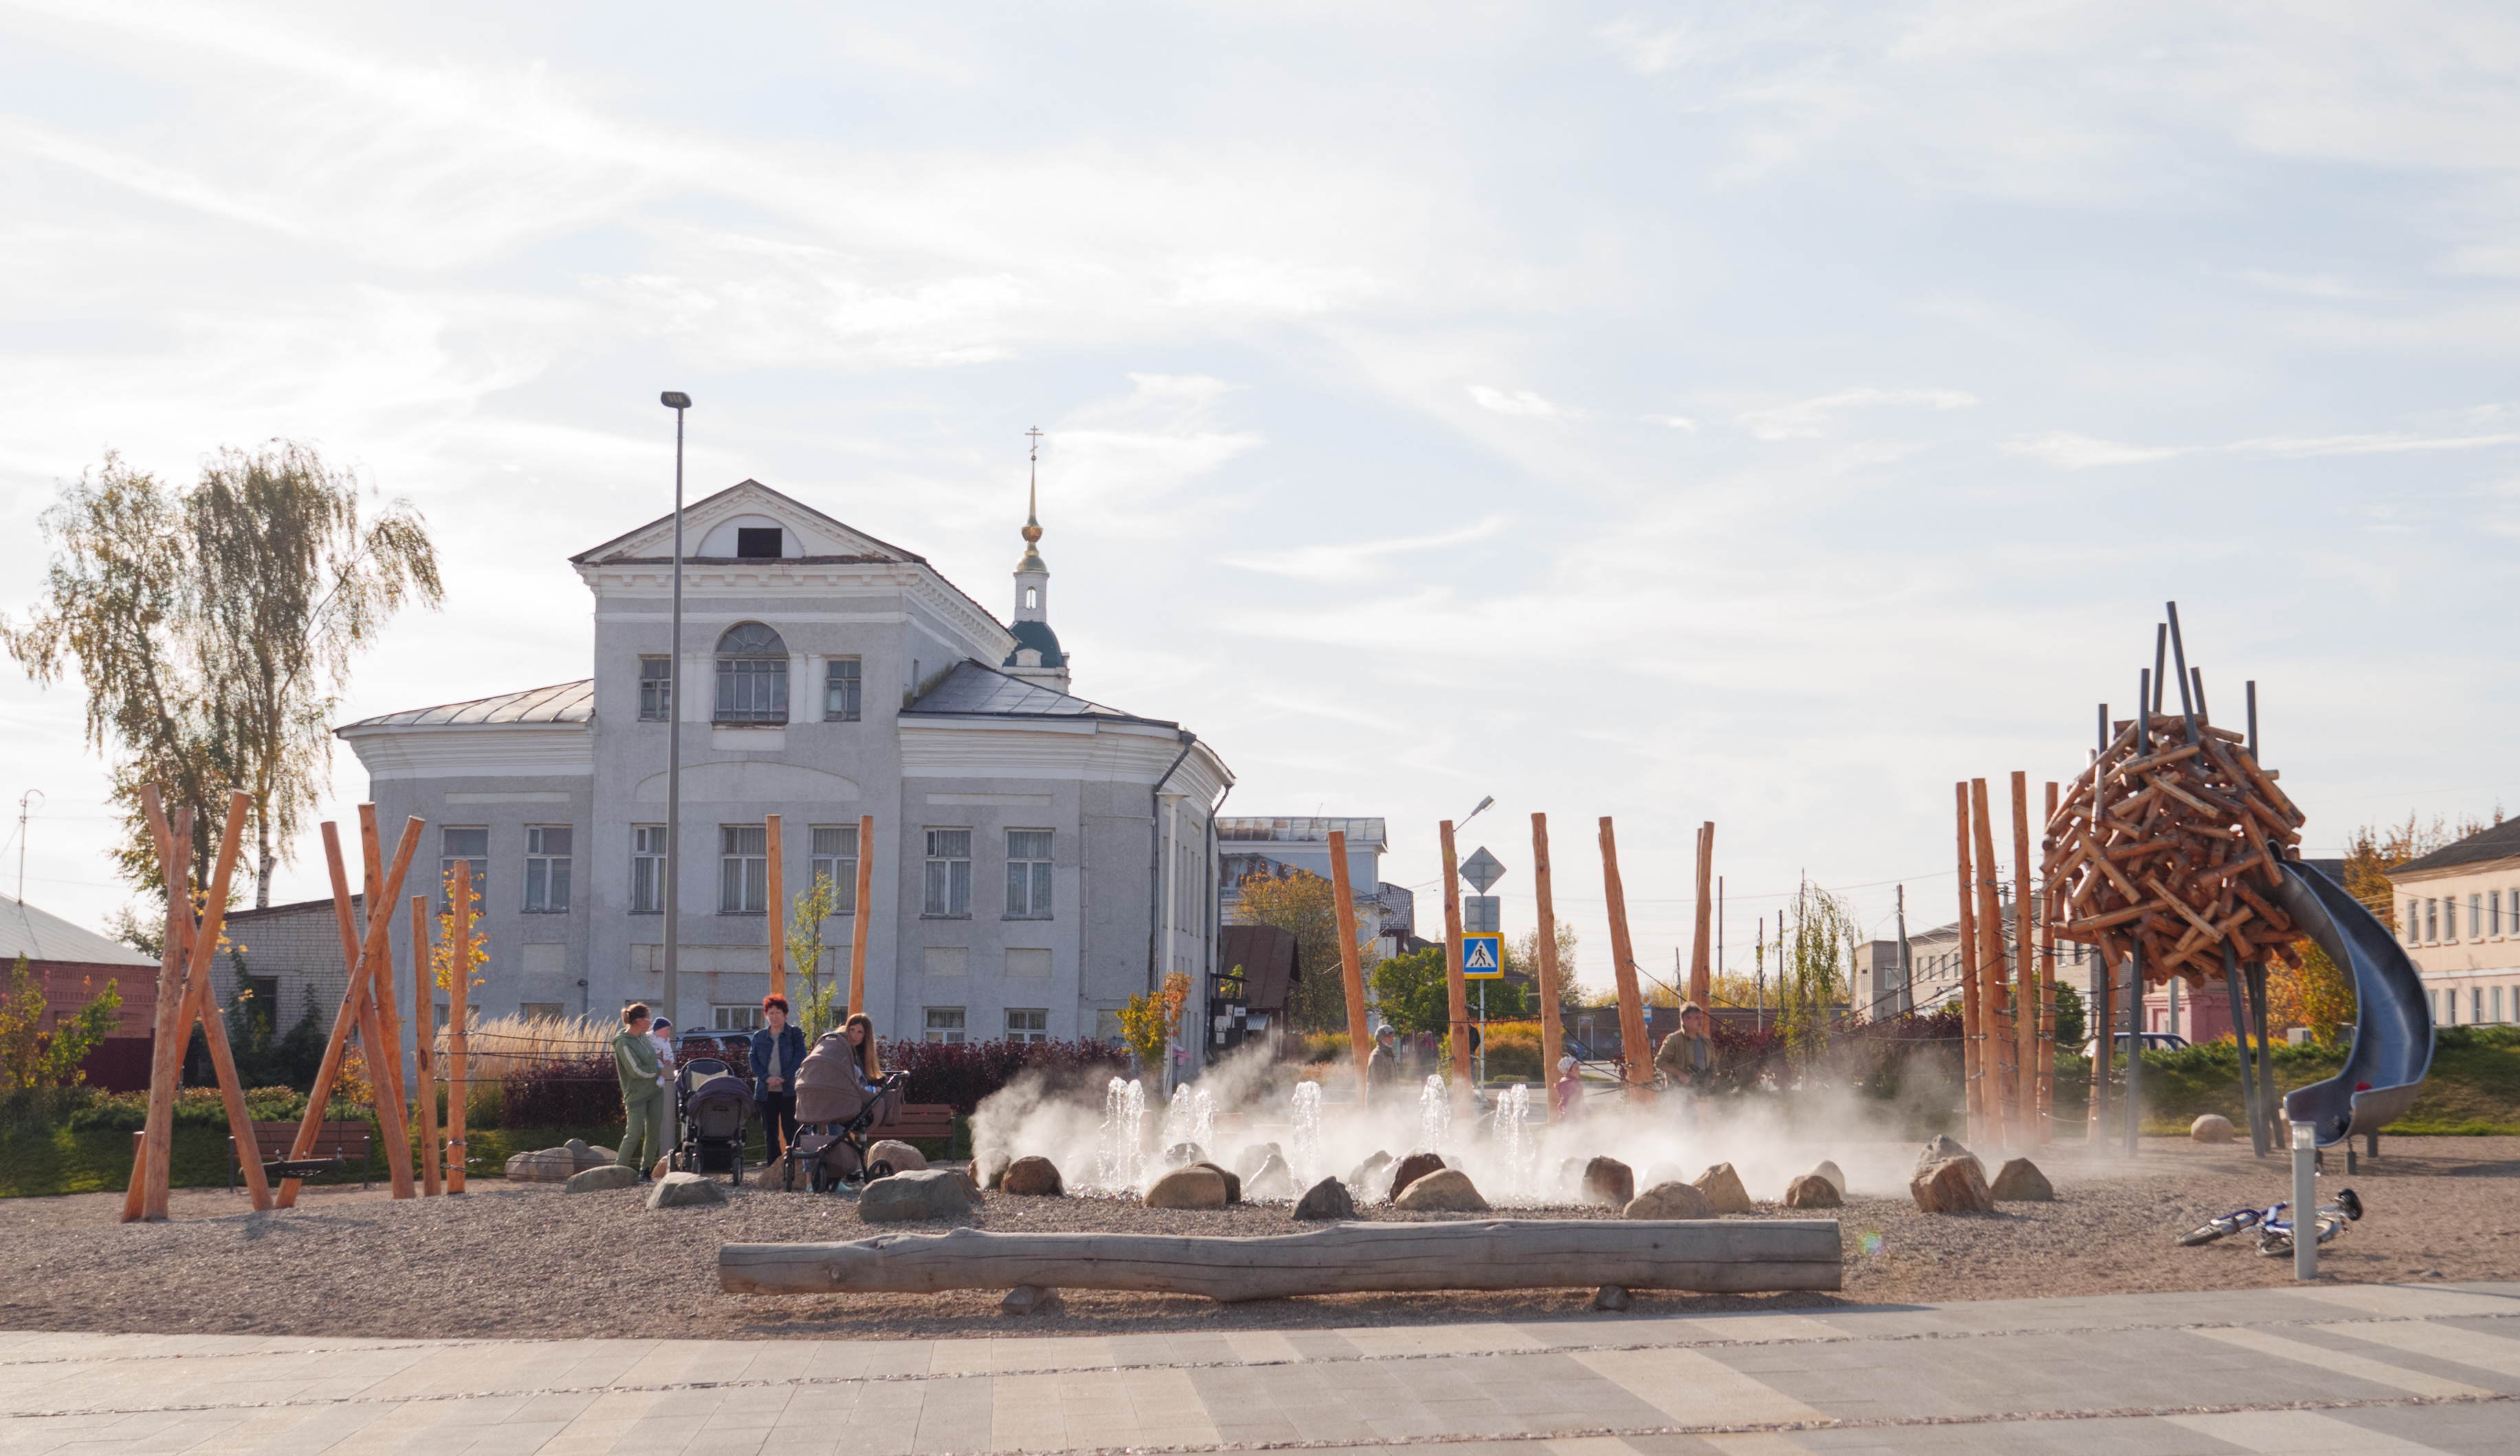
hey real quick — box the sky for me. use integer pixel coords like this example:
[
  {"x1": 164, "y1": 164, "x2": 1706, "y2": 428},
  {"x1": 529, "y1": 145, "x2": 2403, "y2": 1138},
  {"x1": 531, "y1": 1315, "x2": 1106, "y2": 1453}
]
[{"x1": 3, "y1": 1, "x2": 2517, "y2": 995}]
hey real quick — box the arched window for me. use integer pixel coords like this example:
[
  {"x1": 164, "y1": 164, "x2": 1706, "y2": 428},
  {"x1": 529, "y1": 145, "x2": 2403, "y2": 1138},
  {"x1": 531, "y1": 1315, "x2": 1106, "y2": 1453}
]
[
  {"x1": 714, "y1": 622, "x2": 788, "y2": 723},
  {"x1": 1024, "y1": 586, "x2": 1039, "y2": 610}
]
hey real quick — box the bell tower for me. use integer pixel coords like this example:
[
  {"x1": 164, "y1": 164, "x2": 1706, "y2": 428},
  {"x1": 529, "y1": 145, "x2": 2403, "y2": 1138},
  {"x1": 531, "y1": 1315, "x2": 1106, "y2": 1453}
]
[{"x1": 1004, "y1": 427, "x2": 1071, "y2": 690}]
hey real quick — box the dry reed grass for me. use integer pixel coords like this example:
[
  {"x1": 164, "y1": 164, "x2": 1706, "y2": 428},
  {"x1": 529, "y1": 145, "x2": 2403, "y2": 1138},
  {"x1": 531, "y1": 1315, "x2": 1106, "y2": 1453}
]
[{"x1": 434, "y1": 1013, "x2": 613, "y2": 1090}]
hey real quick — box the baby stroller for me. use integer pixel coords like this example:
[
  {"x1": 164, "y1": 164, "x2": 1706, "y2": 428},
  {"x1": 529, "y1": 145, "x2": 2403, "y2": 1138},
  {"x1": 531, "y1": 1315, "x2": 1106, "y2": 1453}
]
[
  {"x1": 669, "y1": 1057, "x2": 753, "y2": 1185},
  {"x1": 786, "y1": 1030, "x2": 909, "y2": 1192}
]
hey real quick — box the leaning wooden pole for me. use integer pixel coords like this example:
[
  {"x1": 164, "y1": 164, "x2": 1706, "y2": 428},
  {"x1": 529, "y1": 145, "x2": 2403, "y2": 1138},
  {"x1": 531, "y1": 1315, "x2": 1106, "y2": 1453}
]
[
  {"x1": 1531, "y1": 813, "x2": 1566, "y2": 1085},
  {"x1": 283, "y1": 821, "x2": 371, "y2": 1208},
  {"x1": 1598, "y1": 817, "x2": 1652, "y2": 1105},
  {"x1": 123, "y1": 795, "x2": 184, "y2": 1222},
  {"x1": 133, "y1": 795, "x2": 193, "y2": 1222},
  {"x1": 2039, "y1": 780, "x2": 2060, "y2": 1139},
  {"x1": 1326, "y1": 829, "x2": 1374, "y2": 1097},
  {"x1": 1438, "y1": 819, "x2": 1472, "y2": 1089},
  {"x1": 177, "y1": 791, "x2": 269, "y2": 1211},
  {"x1": 2009, "y1": 772, "x2": 2038, "y2": 1144},
  {"x1": 1953, "y1": 783, "x2": 1982, "y2": 1145},
  {"x1": 447, "y1": 858, "x2": 472, "y2": 1194},
  {"x1": 1687, "y1": 821, "x2": 1715, "y2": 1007},
  {"x1": 847, "y1": 813, "x2": 875, "y2": 1019},
  {"x1": 358, "y1": 808, "x2": 416, "y2": 1199},
  {"x1": 410, "y1": 894, "x2": 441, "y2": 1196},
  {"x1": 765, "y1": 813, "x2": 787, "y2": 1004},
  {"x1": 1969, "y1": 779, "x2": 2015, "y2": 1148}
]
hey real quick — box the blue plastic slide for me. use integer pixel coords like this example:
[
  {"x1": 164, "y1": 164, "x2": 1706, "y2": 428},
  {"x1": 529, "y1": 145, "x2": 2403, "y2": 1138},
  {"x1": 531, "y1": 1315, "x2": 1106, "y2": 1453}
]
[{"x1": 2270, "y1": 860, "x2": 2434, "y2": 1147}]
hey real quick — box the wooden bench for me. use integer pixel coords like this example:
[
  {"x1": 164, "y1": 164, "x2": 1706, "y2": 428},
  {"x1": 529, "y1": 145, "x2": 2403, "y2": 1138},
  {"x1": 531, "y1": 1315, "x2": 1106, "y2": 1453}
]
[
  {"x1": 231, "y1": 1119, "x2": 373, "y2": 1191},
  {"x1": 868, "y1": 1103, "x2": 954, "y2": 1145}
]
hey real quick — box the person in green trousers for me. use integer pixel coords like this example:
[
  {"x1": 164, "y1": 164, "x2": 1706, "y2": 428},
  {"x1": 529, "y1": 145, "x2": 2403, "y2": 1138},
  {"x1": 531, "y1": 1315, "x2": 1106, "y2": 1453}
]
[{"x1": 613, "y1": 1003, "x2": 666, "y2": 1177}]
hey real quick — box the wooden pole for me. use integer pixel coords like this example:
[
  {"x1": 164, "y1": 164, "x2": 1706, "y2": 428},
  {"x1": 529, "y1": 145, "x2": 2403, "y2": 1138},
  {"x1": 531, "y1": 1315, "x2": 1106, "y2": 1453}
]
[
  {"x1": 358, "y1": 807, "x2": 415, "y2": 1199},
  {"x1": 447, "y1": 857, "x2": 471, "y2": 1194},
  {"x1": 410, "y1": 894, "x2": 441, "y2": 1195},
  {"x1": 1597, "y1": 817, "x2": 1652, "y2": 1104},
  {"x1": 765, "y1": 813, "x2": 786, "y2": 1005},
  {"x1": 1326, "y1": 829, "x2": 1373, "y2": 1097},
  {"x1": 1531, "y1": 813, "x2": 1566, "y2": 1086},
  {"x1": 282, "y1": 816, "x2": 422, "y2": 1205},
  {"x1": 1970, "y1": 779, "x2": 2015, "y2": 1149},
  {"x1": 1953, "y1": 782, "x2": 1982, "y2": 1145},
  {"x1": 1438, "y1": 820, "x2": 1471, "y2": 1088},
  {"x1": 134, "y1": 795, "x2": 192, "y2": 1221},
  {"x1": 182, "y1": 791, "x2": 269, "y2": 1211},
  {"x1": 1687, "y1": 821, "x2": 1714, "y2": 1007},
  {"x1": 2039, "y1": 780, "x2": 2060, "y2": 1140},
  {"x1": 2010, "y1": 772, "x2": 2037, "y2": 1144},
  {"x1": 847, "y1": 813, "x2": 875, "y2": 1020}
]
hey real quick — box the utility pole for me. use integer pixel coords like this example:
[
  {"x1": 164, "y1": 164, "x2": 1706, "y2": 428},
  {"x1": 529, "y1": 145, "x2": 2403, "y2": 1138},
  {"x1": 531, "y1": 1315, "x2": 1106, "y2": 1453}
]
[
  {"x1": 659, "y1": 390, "x2": 692, "y2": 1032},
  {"x1": 14, "y1": 790, "x2": 37, "y2": 903}
]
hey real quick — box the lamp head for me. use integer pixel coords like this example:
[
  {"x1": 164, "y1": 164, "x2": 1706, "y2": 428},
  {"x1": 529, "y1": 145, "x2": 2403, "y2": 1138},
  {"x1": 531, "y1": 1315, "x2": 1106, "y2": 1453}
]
[{"x1": 659, "y1": 390, "x2": 692, "y2": 409}]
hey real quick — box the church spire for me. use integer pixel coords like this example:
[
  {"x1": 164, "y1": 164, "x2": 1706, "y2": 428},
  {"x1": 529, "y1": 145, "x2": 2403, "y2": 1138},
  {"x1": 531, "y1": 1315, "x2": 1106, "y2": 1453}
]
[
  {"x1": 1018, "y1": 426, "x2": 1047, "y2": 573},
  {"x1": 1005, "y1": 428, "x2": 1068, "y2": 686}
]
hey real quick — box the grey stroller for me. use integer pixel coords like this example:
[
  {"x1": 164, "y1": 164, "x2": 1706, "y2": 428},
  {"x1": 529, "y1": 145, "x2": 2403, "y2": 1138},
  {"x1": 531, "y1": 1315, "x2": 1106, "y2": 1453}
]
[
  {"x1": 786, "y1": 1030, "x2": 907, "y2": 1192},
  {"x1": 669, "y1": 1057, "x2": 752, "y2": 1185}
]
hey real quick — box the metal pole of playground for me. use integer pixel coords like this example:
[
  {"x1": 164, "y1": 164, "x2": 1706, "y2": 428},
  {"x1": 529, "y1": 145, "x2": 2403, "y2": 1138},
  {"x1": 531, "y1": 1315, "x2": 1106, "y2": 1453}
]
[{"x1": 2291, "y1": 1118, "x2": 2318, "y2": 1279}]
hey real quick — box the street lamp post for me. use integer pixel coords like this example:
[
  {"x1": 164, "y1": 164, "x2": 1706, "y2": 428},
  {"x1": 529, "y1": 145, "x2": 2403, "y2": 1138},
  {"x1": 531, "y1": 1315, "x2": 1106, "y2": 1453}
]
[{"x1": 659, "y1": 391, "x2": 691, "y2": 1031}]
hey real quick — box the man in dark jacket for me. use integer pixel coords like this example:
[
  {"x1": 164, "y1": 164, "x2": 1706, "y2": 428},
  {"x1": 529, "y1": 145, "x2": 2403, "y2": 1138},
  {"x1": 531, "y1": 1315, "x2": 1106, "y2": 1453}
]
[
  {"x1": 1365, "y1": 1024, "x2": 1403, "y2": 1102},
  {"x1": 749, "y1": 995, "x2": 808, "y2": 1156}
]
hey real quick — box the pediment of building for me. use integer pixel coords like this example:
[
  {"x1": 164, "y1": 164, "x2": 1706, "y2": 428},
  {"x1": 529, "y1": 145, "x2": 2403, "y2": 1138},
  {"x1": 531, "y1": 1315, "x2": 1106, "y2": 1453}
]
[{"x1": 572, "y1": 480, "x2": 918, "y2": 565}]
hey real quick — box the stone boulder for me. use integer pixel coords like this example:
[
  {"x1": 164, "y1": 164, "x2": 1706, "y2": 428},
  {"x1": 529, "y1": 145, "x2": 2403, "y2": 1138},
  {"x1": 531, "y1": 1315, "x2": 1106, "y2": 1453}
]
[
  {"x1": 862, "y1": 1168, "x2": 978, "y2": 1223},
  {"x1": 1000, "y1": 1156, "x2": 1065, "y2": 1196},
  {"x1": 1582, "y1": 1156, "x2": 1635, "y2": 1209},
  {"x1": 1192, "y1": 1161, "x2": 1242, "y2": 1204},
  {"x1": 1292, "y1": 1176, "x2": 1357, "y2": 1222},
  {"x1": 565, "y1": 1163, "x2": 642, "y2": 1193},
  {"x1": 1639, "y1": 1163, "x2": 1689, "y2": 1194},
  {"x1": 1000, "y1": 1285, "x2": 1063, "y2": 1316},
  {"x1": 1623, "y1": 1180, "x2": 1714, "y2": 1220},
  {"x1": 504, "y1": 1147, "x2": 580, "y2": 1183},
  {"x1": 1163, "y1": 1141, "x2": 1209, "y2": 1169},
  {"x1": 1782, "y1": 1174, "x2": 1842, "y2": 1209},
  {"x1": 1692, "y1": 1162, "x2": 1755, "y2": 1214},
  {"x1": 1808, "y1": 1160, "x2": 1847, "y2": 1197},
  {"x1": 1911, "y1": 1156, "x2": 1994, "y2": 1214},
  {"x1": 1989, "y1": 1158, "x2": 2054, "y2": 1202},
  {"x1": 1916, "y1": 1135, "x2": 1971, "y2": 1175},
  {"x1": 1392, "y1": 1168, "x2": 1489, "y2": 1213},
  {"x1": 2190, "y1": 1114, "x2": 2236, "y2": 1145},
  {"x1": 1233, "y1": 1143, "x2": 1284, "y2": 1180},
  {"x1": 647, "y1": 1171, "x2": 728, "y2": 1209},
  {"x1": 1388, "y1": 1151, "x2": 1446, "y2": 1200},
  {"x1": 1244, "y1": 1153, "x2": 1297, "y2": 1202},
  {"x1": 1348, "y1": 1151, "x2": 1393, "y2": 1200},
  {"x1": 867, "y1": 1139, "x2": 929, "y2": 1173},
  {"x1": 1145, "y1": 1165, "x2": 1229, "y2": 1210},
  {"x1": 564, "y1": 1138, "x2": 612, "y2": 1171}
]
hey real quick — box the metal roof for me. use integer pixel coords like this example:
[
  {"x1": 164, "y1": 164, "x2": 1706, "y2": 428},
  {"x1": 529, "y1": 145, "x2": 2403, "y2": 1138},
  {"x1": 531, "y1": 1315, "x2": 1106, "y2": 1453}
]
[
  {"x1": 0, "y1": 893, "x2": 156, "y2": 967},
  {"x1": 1217, "y1": 817, "x2": 1388, "y2": 846},
  {"x1": 2391, "y1": 819, "x2": 2520, "y2": 877},
  {"x1": 339, "y1": 680, "x2": 594, "y2": 730},
  {"x1": 901, "y1": 661, "x2": 1172, "y2": 726}
]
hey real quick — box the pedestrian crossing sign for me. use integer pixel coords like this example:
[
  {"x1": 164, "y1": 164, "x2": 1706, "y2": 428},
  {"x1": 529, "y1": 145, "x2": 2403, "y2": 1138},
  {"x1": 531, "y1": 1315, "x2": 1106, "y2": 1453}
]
[{"x1": 1462, "y1": 932, "x2": 1504, "y2": 979}]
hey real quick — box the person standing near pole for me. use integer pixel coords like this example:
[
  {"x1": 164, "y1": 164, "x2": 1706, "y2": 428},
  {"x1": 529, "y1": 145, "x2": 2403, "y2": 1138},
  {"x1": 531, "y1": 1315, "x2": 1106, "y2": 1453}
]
[
  {"x1": 613, "y1": 1004, "x2": 666, "y2": 1179},
  {"x1": 1366, "y1": 1024, "x2": 1403, "y2": 1104},
  {"x1": 1655, "y1": 1001, "x2": 1715, "y2": 1122}
]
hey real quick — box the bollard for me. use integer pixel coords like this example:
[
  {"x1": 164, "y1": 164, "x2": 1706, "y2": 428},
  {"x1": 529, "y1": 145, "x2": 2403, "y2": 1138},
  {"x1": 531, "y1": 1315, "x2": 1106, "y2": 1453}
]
[{"x1": 2290, "y1": 1120, "x2": 2317, "y2": 1281}]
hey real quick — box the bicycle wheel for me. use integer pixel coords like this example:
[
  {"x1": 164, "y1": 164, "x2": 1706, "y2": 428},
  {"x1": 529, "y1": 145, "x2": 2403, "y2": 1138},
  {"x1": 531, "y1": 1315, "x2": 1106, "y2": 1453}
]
[{"x1": 2179, "y1": 1210, "x2": 2257, "y2": 1246}]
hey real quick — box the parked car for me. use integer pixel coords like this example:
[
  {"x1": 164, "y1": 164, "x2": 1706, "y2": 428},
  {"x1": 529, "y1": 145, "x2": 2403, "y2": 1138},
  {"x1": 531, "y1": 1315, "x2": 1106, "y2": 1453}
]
[{"x1": 2079, "y1": 1032, "x2": 2189, "y2": 1058}]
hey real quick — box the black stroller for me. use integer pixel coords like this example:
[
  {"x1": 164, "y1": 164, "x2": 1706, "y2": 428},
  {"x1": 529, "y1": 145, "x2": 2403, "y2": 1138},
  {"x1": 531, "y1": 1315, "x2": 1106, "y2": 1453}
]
[
  {"x1": 785, "y1": 1030, "x2": 908, "y2": 1192},
  {"x1": 669, "y1": 1057, "x2": 753, "y2": 1185}
]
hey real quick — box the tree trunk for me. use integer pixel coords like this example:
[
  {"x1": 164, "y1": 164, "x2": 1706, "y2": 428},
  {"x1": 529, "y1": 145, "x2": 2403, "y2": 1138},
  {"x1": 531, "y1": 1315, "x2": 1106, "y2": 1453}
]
[{"x1": 721, "y1": 1220, "x2": 1843, "y2": 1301}]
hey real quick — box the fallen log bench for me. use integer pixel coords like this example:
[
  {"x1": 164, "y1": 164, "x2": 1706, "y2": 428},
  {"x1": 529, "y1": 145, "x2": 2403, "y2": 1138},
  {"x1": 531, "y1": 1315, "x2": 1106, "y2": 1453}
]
[{"x1": 719, "y1": 1219, "x2": 1841, "y2": 1302}]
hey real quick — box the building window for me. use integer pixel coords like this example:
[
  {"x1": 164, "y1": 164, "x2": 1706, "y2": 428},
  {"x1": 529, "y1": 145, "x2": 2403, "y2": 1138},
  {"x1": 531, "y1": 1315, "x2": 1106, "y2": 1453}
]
[
  {"x1": 1005, "y1": 830, "x2": 1053, "y2": 918},
  {"x1": 519, "y1": 1002, "x2": 565, "y2": 1021},
  {"x1": 713, "y1": 1004, "x2": 765, "y2": 1033},
  {"x1": 631, "y1": 826, "x2": 665, "y2": 914},
  {"x1": 2405, "y1": 901, "x2": 2420, "y2": 944},
  {"x1": 2471, "y1": 894, "x2": 2484, "y2": 940},
  {"x1": 441, "y1": 827, "x2": 487, "y2": 908},
  {"x1": 638, "y1": 656, "x2": 672, "y2": 721},
  {"x1": 2495, "y1": 985, "x2": 2507, "y2": 1024},
  {"x1": 720, "y1": 825, "x2": 767, "y2": 913},
  {"x1": 2426, "y1": 899, "x2": 2439, "y2": 943},
  {"x1": 809, "y1": 824, "x2": 859, "y2": 916},
  {"x1": 1006, "y1": 1008, "x2": 1049, "y2": 1044},
  {"x1": 736, "y1": 527, "x2": 782, "y2": 559},
  {"x1": 2493, "y1": 890, "x2": 2504, "y2": 938},
  {"x1": 923, "y1": 828, "x2": 972, "y2": 917},
  {"x1": 923, "y1": 1006, "x2": 967, "y2": 1044},
  {"x1": 824, "y1": 657, "x2": 861, "y2": 722},
  {"x1": 522, "y1": 826, "x2": 572, "y2": 912},
  {"x1": 2474, "y1": 987, "x2": 2486, "y2": 1024},
  {"x1": 713, "y1": 622, "x2": 789, "y2": 723}
]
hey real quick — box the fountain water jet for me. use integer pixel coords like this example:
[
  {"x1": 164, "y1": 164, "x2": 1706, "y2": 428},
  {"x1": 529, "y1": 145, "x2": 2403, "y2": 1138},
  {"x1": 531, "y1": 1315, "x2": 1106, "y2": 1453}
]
[
  {"x1": 1097, "y1": 1077, "x2": 1146, "y2": 1191},
  {"x1": 1416, "y1": 1073, "x2": 1451, "y2": 1154},
  {"x1": 1290, "y1": 1081, "x2": 1324, "y2": 1179}
]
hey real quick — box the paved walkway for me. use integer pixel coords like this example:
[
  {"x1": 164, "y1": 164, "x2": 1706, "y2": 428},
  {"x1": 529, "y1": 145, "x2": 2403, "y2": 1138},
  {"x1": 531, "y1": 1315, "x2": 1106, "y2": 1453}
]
[{"x1": 0, "y1": 1282, "x2": 2514, "y2": 1455}]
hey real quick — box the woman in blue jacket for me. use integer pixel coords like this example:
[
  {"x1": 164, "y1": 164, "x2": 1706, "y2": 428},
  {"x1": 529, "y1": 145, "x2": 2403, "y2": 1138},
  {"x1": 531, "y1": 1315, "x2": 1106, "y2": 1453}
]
[{"x1": 749, "y1": 995, "x2": 808, "y2": 1156}]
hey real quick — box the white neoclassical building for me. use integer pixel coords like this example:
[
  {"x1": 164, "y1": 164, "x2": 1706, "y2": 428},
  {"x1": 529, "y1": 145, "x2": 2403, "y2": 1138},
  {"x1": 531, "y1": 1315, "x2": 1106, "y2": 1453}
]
[{"x1": 338, "y1": 476, "x2": 1233, "y2": 1049}]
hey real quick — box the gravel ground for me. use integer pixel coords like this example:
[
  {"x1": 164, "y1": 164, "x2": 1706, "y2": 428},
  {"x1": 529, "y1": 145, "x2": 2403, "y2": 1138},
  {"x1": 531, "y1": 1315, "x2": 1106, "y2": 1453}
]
[{"x1": 4, "y1": 1136, "x2": 2511, "y2": 1341}]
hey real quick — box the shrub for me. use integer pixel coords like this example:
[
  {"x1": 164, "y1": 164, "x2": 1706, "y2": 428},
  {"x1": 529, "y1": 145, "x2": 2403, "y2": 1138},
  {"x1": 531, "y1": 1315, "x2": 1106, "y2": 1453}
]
[
  {"x1": 880, "y1": 1037, "x2": 1128, "y2": 1116},
  {"x1": 500, "y1": 1055, "x2": 623, "y2": 1129},
  {"x1": 64, "y1": 1085, "x2": 309, "y2": 1133}
]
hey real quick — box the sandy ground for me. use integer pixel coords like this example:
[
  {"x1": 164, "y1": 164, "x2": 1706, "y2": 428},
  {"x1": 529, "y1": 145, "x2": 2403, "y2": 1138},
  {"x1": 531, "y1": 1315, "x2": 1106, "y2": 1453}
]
[{"x1": 3, "y1": 1136, "x2": 2511, "y2": 1341}]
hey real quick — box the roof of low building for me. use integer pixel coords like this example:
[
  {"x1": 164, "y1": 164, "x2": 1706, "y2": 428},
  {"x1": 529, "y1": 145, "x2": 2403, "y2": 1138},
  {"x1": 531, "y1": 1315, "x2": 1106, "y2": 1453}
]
[
  {"x1": 2391, "y1": 818, "x2": 2520, "y2": 877},
  {"x1": 1216, "y1": 817, "x2": 1388, "y2": 846},
  {"x1": 1219, "y1": 923, "x2": 1301, "y2": 1011},
  {"x1": 903, "y1": 660, "x2": 1172, "y2": 727},
  {"x1": 338, "y1": 681, "x2": 595, "y2": 730},
  {"x1": 0, "y1": 893, "x2": 156, "y2": 967}
]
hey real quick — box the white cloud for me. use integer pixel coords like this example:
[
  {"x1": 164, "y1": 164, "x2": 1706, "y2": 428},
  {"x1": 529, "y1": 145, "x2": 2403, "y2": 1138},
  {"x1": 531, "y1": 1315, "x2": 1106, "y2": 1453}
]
[
  {"x1": 1467, "y1": 385, "x2": 1570, "y2": 419},
  {"x1": 2006, "y1": 427, "x2": 2520, "y2": 469},
  {"x1": 1737, "y1": 387, "x2": 1977, "y2": 441},
  {"x1": 1223, "y1": 516, "x2": 1508, "y2": 583},
  {"x1": 2002, "y1": 432, "x2": 2193, "y2": 469},
  {"x1": 1645, "y1": 414, "x2": 1699, "y2": 432},
  {"x1": 1593, "y1": 17, "x2": 1700, "y2": 76}
]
